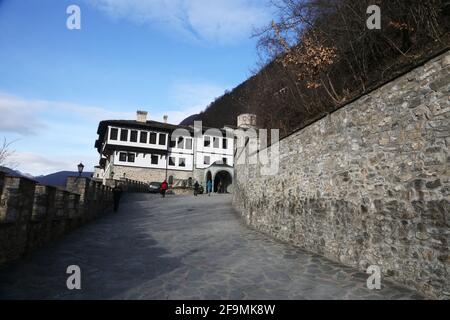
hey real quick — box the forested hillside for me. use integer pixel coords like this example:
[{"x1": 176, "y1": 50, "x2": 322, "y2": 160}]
[{"x1": 181, "y1": 0, "x2": 450, "y2": 138}]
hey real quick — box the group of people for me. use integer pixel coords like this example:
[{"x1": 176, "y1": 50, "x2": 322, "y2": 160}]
[{"x1": 193, "y1": 180, "x2": 213, "y2": 196}]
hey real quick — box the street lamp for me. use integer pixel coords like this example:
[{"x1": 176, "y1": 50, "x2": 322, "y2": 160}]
[{"x1": 77, "y1": 162, "x2": 84, "y2": 177}]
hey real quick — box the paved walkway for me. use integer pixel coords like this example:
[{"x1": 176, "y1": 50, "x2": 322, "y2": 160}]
[{"x1": 0, "y1": 194, "x2": 423, "y2": 300}]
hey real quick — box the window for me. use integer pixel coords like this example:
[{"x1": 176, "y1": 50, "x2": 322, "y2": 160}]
[
  {"x1": 169, "y1": 157, "x2": 176, "y2": 166},
  {"x1": 204, "y1": 156, "x2": 210, "y2": 165},
  {"x1": 159, "y1": 133, "x2": 167, "y2": 145},
  {"x1": 223, "y1": 138, "x2": 227, "y2": 149},
  {"x1": 185, "y1": 138, "x2": 193, "y2": 150},
  {"x1": 140, "y1": 131, "x2": 148, "y2": 143},
  {"x1": 149, "y1": 132, "x2": 157, "y2": 144},
  {"x1": 151, "y1": 155, "x2": 159, "y2": 165},
  {"x1": 204, "y1": 136, "x2": 210, "y2": 147},
  {"x1": 128, "y1": 153, "x2": 135, "y2": 163},
  {"x1": 130, "y1": 130, "x2": 138, "y2": 142},
  {"x1": 119, "y1": 152, "x2": 127, "y2": 162},
  {"x1": 179, "y1": 158, "x2": 186, "y2": 167},
  {"x1": 223, "y1": 158, "x2": 228, "y2": 165},
  {"x1": 120, "y1": 129, "x2": 129, "y2": 141},
  {"x1": 213, "y1": 137, "x2": 220, "y2": 148},
  {"x1": 177, "y1": 137, "x2": 184, "y2": 149},
  {"x1": 110, "y1": 128, "x2": 118, "y2": 140},
  {"x1": 170, "y1": 139, "x2": 176, "y2": 148}
]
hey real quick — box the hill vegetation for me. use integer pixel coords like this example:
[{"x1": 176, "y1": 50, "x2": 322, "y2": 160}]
[{"x1": 181, "y1": 0, "x2": 450, "y2": 138}]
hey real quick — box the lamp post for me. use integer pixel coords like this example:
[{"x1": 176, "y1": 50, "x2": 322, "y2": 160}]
[{"x1": 77, "y1": 162, "x2": 84, "y2": 177}]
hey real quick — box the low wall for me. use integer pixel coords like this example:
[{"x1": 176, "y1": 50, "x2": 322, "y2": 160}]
[
  {"x1": 233, "y1": 51, "x2": 450, "y2": 299},
  {"x1": 0, "y1": 174, "x2": 147, "y2": 267},
  {"x1": 111, "y1": 165, "x2": 194, "y2": 184}
]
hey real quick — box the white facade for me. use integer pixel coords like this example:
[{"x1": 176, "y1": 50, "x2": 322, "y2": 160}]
[{"x1": 97, "y1": 122, "x2": 234, "y2": 182}]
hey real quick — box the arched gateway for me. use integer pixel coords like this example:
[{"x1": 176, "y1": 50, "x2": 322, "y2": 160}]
[{"x1": 204, "y1": 162, "x2": 234, "y2": 193}]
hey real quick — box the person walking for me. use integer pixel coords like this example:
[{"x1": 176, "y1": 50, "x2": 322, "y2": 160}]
[
  {"x1": 194, "y1": 180, "x2": 200, "y2": 197},
  {"x1": 207, "y1": 180, "x2": 213, "y2": 197},
  {"x1": 112, "y1": 184, "x2": 123, "y2": 212},
  {"x1": 161, "y1": 180, "x2": 168, "y2": 198}
]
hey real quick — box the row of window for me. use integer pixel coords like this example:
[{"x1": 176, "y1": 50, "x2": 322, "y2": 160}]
[
  {"x1": 110, "y1": 128, "x2": 167, "y2": 146},
  {"x1": 118, "y1": 152, "x2": 187, "y2": 167},
  {"x1": 117, "y1": 152, "x2": 229, "y2": 167},
  {"x1": 169, "y1": 157, "x2": 186, "y2": 167},
  {"x1": 204, "y1": 136, "x2": 227, "y2": 149},
  {"x1": 203, "y1": 156, "x2": 227, "y2": 165},
  {"x1": 170, "y1": 136, "x2": 193, "y2": 150},
  {"x1": 110, "y1": 128, "x2": 229, "y2": 150}
]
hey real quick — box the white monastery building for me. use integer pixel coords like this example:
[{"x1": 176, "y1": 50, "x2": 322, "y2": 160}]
[{"x1": 94, "y1": 111, "x2": 256, "y2": 193}]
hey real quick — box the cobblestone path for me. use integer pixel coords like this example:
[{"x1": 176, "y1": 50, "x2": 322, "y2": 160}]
[{"x1": 0, "y1": 194, "x2": 424, "y2": 299}]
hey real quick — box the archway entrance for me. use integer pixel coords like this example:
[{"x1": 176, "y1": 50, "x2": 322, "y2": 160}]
[{"x1": 214, "y1": 171, "x2": 233, "y2": 193}]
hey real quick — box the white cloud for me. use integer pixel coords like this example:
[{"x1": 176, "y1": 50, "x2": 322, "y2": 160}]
[
  {"x1": 0, "y1": 93, "x2": 47, "y2": 135},
  {"x1": 87, "y1": 0, "x2": 271, "y2": 44},
  {"x1": 8, "y1": 151, "x2": 98, "y2": 176},
  {"x1": 0, "y1": 91, "x2": 135, "y2": 135}
]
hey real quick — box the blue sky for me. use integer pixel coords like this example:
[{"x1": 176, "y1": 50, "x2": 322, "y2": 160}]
[{"x1": 0, "y1": 0, "x2": 273, "y2": 175}]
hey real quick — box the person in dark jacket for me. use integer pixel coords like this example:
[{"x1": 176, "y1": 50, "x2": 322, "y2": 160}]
[
  {"x1": 206, "y1": 180, "x2": 213, "y2": 196},
  {"x1": 193, "y1": 181, "x2": 200, "y2": 196},
  {"x1": 112, "y1": 185, "x2": 123, "y2": 212},
  {"x1": 161, "y1": 180, "x2": 168, "y2": 198}
]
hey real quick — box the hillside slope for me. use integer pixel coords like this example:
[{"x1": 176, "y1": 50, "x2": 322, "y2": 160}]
[{"x1": 181, "y1": 1, "x2": 450, "y2": 138}]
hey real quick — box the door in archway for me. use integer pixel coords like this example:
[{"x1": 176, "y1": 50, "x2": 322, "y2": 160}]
[{"x1": 214, "y1": 171, "x2": 232, "y2": 193}]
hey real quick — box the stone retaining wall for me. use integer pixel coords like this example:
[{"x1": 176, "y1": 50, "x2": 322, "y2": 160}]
[
  {"x1": 233, "y1": 51, "x2": 450, "y2": 299},
  {"x1": 0, "y1": 174, "x2": 147, "y2": 267}
]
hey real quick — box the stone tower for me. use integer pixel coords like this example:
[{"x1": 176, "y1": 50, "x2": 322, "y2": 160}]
[{"x1": 237, "y1": 113, "x2": 257, "y2": 129}]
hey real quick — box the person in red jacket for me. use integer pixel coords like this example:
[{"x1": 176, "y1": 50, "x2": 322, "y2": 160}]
[{"x1": 161, "y1": 180, "x2": 168, "y2": 198}]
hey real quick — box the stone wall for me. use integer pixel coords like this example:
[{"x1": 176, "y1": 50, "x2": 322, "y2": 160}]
[
  {"x1": 233, "y1": 51, "x2": 450, "y2": 299},
  {"x1": 0, "y1": 174, "x2": 147, "y2": 267}
]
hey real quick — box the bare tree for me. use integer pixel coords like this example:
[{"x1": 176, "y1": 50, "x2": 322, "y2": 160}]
[{"x1": 0, "y1": 138, "x2": 18, "y2": 169}]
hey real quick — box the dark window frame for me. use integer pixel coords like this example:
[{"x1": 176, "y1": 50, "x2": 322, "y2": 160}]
[
  {"x1": 159, "y1": 133, "x2": 167, "y2": 146},
  {"x1": 213, "y1": 137, "x2": 220, "y2": 148},
  {"x1": 179, "y1": 158, "x2": 186, "y2": 167},
  {"x1": 120, "y1": 129, "x2": 129, "y2": 142},
  {"x1": 110, "y1": 128, "x2": 119, "y2": 140},
  {"x1": 186, "y1": 138, "x2": 193, "y2": 150},
  {"x1": 151, "y1": 155, "x2": 159, "y2": 165},
  {"x1": 119, "y1": 152, "x2": 127, "y2": 162},
  {"x1": 204, "y1": 156, "x2": 210, "y2": 165},
  {"x1": 127, "y1": 153, "x2": 135, "y2": 163},
  {"x1": 223, "y1": 138, "x2": 227, "y2": 149},
  {"x1": 140, "y1": 131, "x2": 148, "y2": 143},
  {"x1": 169, "y1": 157, "x2": 176, "y2": 166},
  {"x1": 177, "y1": 137, "x2": 184, "y2": 149},
  {"x1": 204, "y1": 136, "x2": 210, "y2": 147},
  {"x1": 130, "y1": 130, "x2": 138, "y2": 142},
  {"x1": 149, "y1": 132, "x2": 157, "y2": 144}
]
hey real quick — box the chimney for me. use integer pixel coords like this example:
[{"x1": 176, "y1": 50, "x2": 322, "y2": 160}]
[
  {"x1": 163, "y1": 115, "x2": 168, "y2": 124},
  {"x1": 136, "y1": 110, "x2": 148, "y2": 123},
  {"x1": 237, "y1": 113, "x2": 257, "y2": 129}
]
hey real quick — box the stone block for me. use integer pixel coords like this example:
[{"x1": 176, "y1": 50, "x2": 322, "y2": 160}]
[{"x1": 0, "y1": 176, "x2": 37, "y2": 265}]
